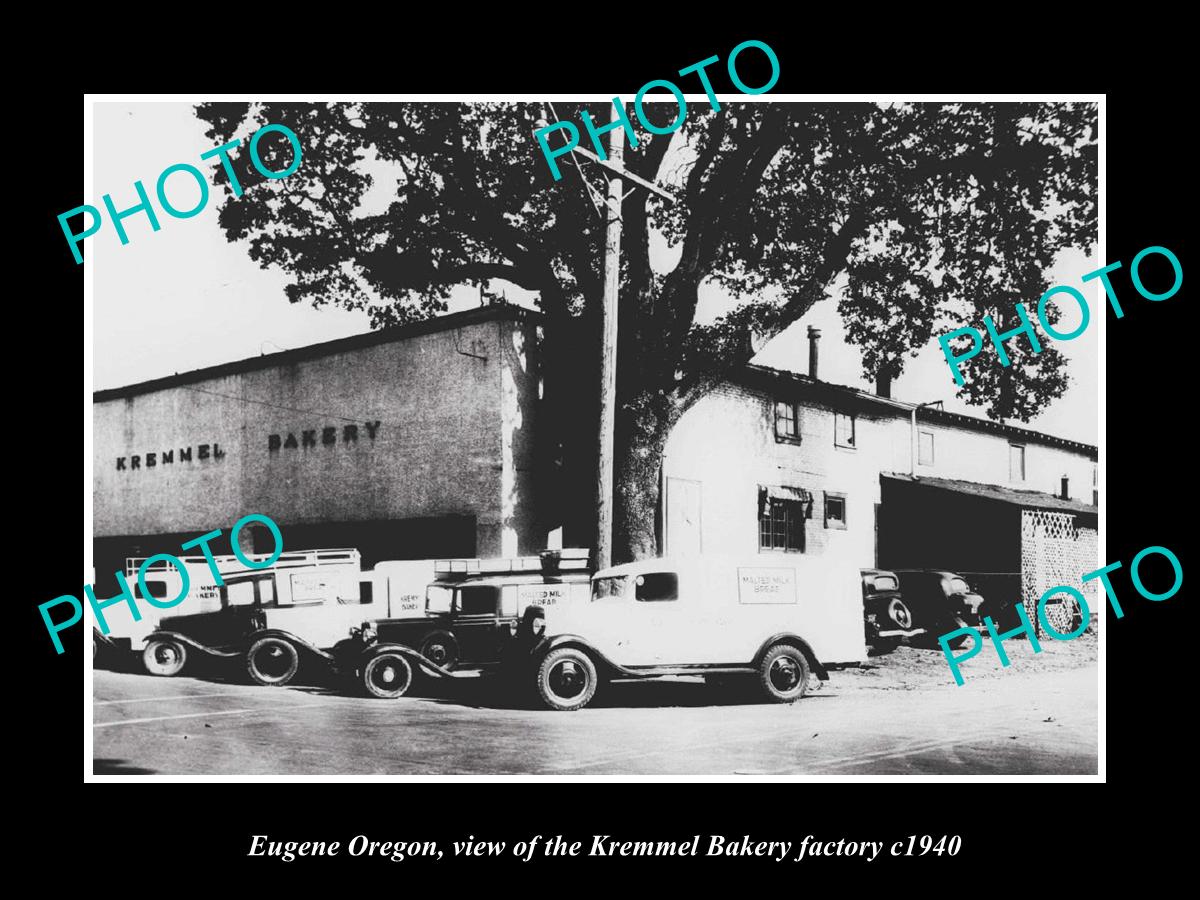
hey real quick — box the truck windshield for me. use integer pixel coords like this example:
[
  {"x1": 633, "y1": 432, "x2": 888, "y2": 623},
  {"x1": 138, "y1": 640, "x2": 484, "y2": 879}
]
[
  {"x1": 592, "y1": 576, "x2": 628, "y2": 601},
  {"x1": 426, "y1": 585, "x2": 453, "y2": 614}
]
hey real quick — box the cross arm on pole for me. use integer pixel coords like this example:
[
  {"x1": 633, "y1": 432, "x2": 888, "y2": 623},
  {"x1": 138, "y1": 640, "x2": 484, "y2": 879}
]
[{"x1": 570, "y1": 145, "x2": 676, "y2": 203}]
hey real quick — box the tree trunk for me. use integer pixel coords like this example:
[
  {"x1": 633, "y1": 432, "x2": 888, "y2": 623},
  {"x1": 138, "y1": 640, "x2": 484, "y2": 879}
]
[{"x1": 611, "y1": 389, "x2": 682, "y2": 564}]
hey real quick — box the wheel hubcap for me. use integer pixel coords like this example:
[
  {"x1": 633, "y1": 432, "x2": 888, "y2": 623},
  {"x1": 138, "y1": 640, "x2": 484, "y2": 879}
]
[
  {"x1": 549, "y1": 661, "x2": 586, "y2": 699},
  {"x1": 770, "y1": 657, "x2": 800, "y2": 691},
  {"x1": 257, "y1": 645, "x2": 291, "y2": 677},
  {"x1": 373, "y1": 659, "x2": 406, "y2": 691}
]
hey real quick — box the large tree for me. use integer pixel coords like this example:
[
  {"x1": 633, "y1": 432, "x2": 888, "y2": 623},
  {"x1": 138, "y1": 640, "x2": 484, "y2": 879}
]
[{"x1": 196, "y1": 100, "x2": 1096, "y2": 562}]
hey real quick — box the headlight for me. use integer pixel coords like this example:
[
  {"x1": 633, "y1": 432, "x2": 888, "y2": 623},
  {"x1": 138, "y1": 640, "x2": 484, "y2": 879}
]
[
  {"x1": 531, "y1": 617, "x2": 546, "y2": 637},
  {"x1": 360, "y1": 623, "x2": 377, "y2": 643}
]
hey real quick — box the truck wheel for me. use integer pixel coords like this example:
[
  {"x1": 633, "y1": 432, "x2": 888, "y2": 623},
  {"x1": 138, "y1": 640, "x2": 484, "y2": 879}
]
[
  {"x1": 758, "y1": 644, "x2": 809, "y2": 703},
  {"x1": 419, "y1": 633, "x2": 458, "y2": 671},
  {"x1": 888, "y1": 597, "x2": 914, "y2": 630},
  {"x1": 363, "y1": 652, "x2": 413, "y2": 699},
  {"x1": 143, "y1": 639, "x2": 187, "y2": 677},
  {"x1": 246, "y1": 637, "x2": 300, "y2": 686},
  {"x1": 536, "y1": 647, "x2": 598, "y2": 711}
]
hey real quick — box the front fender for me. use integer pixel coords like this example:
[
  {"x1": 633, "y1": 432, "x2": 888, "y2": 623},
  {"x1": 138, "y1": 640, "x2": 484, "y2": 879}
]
[
  {"x1": 364, "y1": 642, "x2": 456, "y2": 679},
  {"x1": 534, "y1": 635, "x2": 634, "y2": 677},
  {"x1": 143, "y1": 631, "x2": 241, "y2": 659},
  {"x1": 249, "y1": 629, "x2": 336, "y2": 662},
  {"x1": 753, "y1": 633, "x2": 829, "y2": 681}
]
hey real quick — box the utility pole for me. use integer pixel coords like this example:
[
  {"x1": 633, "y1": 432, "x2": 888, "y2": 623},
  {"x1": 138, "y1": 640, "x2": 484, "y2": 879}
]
[
  {"x1": 595, "y1": 104, "x2": 624, "y2": 572},
  {"x1": 542, "y1": 101, "x2": 672, "y2": 570}
]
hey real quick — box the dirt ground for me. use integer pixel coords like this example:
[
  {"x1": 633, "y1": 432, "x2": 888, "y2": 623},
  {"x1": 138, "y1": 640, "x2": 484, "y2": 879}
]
[{"x1": 839, "y1": 625, "x2": 1099, "y2": 691}]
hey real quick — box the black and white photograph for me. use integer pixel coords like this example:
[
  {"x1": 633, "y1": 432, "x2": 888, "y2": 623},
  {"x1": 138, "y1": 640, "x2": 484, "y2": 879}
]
[{"x1": 77, "y1": 89, "x2": 1111, "y2": 778}]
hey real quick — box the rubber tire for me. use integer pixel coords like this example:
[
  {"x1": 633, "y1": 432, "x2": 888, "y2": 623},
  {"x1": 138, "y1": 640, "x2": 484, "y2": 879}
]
[
  {"x1": 758, "y1": 643, "x2": 810, "y2": 704},
  {"x1": 246, "y1": 637, "x2": 301, "y2": 686},
  {"x1": 362, "y1": 652, "x2": 414, "y2": 699},
  {"x1": 143, "y1": 638, "x2": 187, "y2": 677},
  {"x1": 536, "y1": 647, "x2": 598, "y2": 712}
]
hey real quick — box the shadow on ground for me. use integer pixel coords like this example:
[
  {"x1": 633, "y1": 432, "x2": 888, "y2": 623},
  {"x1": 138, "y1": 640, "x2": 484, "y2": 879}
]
[{"x1": 94, "y1": 758, "x2": 157, "y2": 775}]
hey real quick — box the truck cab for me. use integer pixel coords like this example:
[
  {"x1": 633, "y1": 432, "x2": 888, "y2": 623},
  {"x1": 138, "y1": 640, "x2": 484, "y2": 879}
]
[
  {"x1": 140, "y1": 551, "x2": 436, "y2": 685},
  {"x1": 515, "y1": 554, "x2": 867, "y2": 711},
  {"x1": 348, "y1": 549, "x2": 593, "y2": 699}
]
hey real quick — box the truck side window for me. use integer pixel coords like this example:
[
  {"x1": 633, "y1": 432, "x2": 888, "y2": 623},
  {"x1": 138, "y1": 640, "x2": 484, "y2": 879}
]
[
  {"x1": 224, "y1": 581, "x2": 257, "y2": 607},
  {"x1": 134, "y1": 579, "x2": 168, "y2": 600},
  {"x1": 457, "y1": 586, "x2": 499, "y2": 616},
  {"x1": 635, "y1": 573, "x2": 678, "y2": 602}
]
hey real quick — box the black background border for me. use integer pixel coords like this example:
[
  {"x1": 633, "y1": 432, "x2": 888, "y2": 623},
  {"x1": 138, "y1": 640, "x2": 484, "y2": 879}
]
[{"x1": 22, "y1": 24, "x2": 1189, "y2": 881}]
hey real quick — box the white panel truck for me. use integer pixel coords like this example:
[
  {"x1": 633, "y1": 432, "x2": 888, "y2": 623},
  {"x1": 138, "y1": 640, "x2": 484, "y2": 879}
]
[
  {"x1": 94, "y1": 549, "x2": 362, "y2": 663},
  {"x1": 131, "y1": 551, "x2": 436, "y2": 686},
  {"x1": 510, "y1": 553, "x2": 868, "y2": 711},
  {"x1": 339, "y1": 549, "x2": 593, "y2": 699}
]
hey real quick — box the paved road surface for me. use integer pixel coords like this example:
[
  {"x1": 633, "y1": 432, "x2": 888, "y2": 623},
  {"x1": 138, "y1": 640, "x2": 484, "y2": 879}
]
[{"x1": 93, "y1": 663, "x2": 1097, "y2": 775}]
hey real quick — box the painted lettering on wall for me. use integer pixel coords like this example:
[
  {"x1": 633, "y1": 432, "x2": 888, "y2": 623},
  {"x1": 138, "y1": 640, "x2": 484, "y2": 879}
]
[
  {"x1": 268, "y1": 421, "x2": 381, "y2": 452},
  {"x1": 116, "y1": 443, "x2": 225, "y2": 471}
]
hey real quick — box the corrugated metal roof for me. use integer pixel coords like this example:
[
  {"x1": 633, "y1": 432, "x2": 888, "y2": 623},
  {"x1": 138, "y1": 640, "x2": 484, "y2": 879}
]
[{"x1": 882, "y1": 473, "x2": 1097, "y2": 514}]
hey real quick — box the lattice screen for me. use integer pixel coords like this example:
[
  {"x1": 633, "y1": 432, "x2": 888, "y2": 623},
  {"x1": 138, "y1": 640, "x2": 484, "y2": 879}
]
[{"x1": 1020, "y1": 509, "x2": 1098, "y2": 636}]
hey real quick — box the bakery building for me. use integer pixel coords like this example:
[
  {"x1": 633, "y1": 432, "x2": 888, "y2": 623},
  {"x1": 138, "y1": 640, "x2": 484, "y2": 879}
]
[
  {"x1": 92, "y1": 306, "x2": 548, "y2": 585},
  {"x1": 661, "y1": 329, "x2": 1099, "y2": 624},
  {"x1": 94, "y1": 306, "x2": 1100, "y2": 621}
]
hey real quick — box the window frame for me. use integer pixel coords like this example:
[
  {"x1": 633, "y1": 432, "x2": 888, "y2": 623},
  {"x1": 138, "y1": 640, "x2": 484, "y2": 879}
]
[
  {"x1": 774, "y1": 400, "x2": 802, "y2": 444},
  {"x1": 1009, "y1": 443, "x2": 1027, "y2": 482},
  {"x1": 824, "y1": 491, "x2": 848, "y2": 530},
  {"x1": 758, "y1": 496, "x2": 806, "y2": 553},
  {"x1": 834, "y1": 412, "x2": 857, "y2": 450},
  {"x1": 634, "y1": 572, "x2": 679, "y2": 602},
  {"x1": 918, "y1": 429, "x2": 935, "y2": 467}
]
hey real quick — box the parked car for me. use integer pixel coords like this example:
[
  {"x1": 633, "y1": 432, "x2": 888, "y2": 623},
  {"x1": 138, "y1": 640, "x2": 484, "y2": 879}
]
[
  {"x1": 889, "y1": 570, "x2": 990, "y2": 648},
  {"x1": 340, "y1": 551, "x2": 593, "y2": 699},
  {"x1": 511, "y1": 554, "x2": 867, "y2": 711},
  {"x1": 860, "y1": 568, "x2": 925, "y2": 654}
]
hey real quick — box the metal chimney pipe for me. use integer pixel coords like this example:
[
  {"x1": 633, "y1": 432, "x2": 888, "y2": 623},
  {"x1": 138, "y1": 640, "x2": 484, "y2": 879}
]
[{"x1": 807, "y1": 326, "x2": 821, "y2": 380}]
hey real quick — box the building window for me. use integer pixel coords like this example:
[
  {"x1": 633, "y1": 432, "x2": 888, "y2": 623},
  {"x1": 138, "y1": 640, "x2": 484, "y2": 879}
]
[
  {"x1": 775, "y1": 400, "x2": 800, "y2": 442},
  {"x1": 824, "y1": 492, "x2": 847, "y2": 530},
  {"x1": 1010, "y1": 443, "x2": 1026, "y2": 482},
  {"x1": 918, "y1": 430, "x2": 935, "y2": 466},
  {"x1": 834, "y1": 413, "x2": 856, "y2": 449},
  {"x1": 758, "y1": 491, "x2": 807, "y2": 552},
  {"x1": 1093, "y1": 464, "x2": 1098, "y2": 507}
]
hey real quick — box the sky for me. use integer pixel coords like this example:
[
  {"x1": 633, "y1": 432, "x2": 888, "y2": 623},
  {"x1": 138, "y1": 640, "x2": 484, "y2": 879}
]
[{"x1": 92, "y1": 101, "x2": 1098, "y2": 446}]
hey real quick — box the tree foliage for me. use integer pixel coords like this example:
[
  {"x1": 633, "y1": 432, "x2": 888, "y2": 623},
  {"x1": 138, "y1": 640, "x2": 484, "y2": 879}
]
[{"x1": 196, "y1": 100, "x2": 1096, "y2": 557}]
